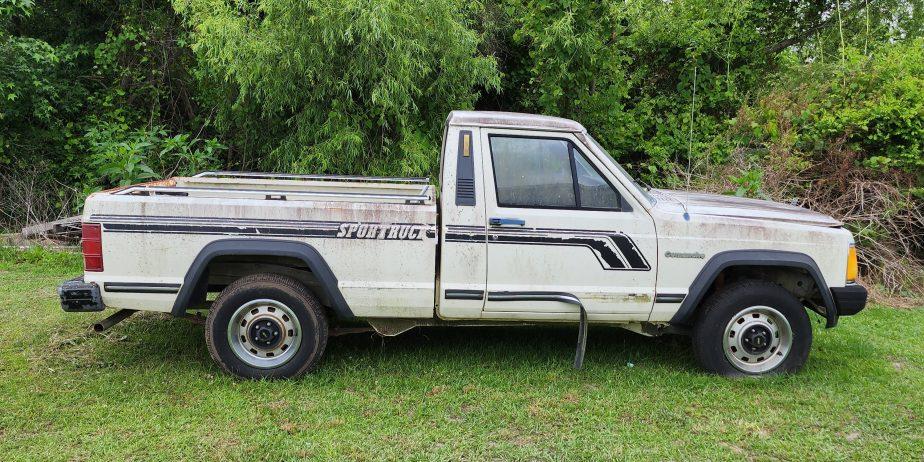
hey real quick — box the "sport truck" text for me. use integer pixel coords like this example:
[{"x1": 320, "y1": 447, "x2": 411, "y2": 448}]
[{"x1": 336, "y1": 223, "x2": 428, "y2": 240}]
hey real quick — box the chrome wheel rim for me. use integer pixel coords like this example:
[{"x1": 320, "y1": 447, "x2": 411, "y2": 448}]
[
  {"x1": 227, "y1": 299, "x2": 301, "y2": 369},
  {"x1": 722, "y1": 305, "x2": 792, "y2": 374}
]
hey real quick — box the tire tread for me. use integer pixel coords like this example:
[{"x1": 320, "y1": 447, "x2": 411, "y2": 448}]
[
  {"x1": 692, "y1": 279, "x2": 811, "y2": 376},
  {"x1": 205, "y1": 273, "x2": 328, "y2": 379}
]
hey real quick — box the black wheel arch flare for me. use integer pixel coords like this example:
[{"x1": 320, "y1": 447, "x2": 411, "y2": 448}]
[
  {"x1": 171, "y1": 239, "x2": 354, "y2": 320},
  {"x1": 669, "y1": 250, "x2": 839, "y2": 328}
]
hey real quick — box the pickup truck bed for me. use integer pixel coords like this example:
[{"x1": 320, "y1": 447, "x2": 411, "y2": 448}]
[{"x1": 84, "y1": 171, "x2": 438, "y2": 318}]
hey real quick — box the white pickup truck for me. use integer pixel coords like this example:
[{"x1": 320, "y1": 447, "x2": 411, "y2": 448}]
[{"x1": 58, "y1": 111, "x2": 866, "y2": 378}]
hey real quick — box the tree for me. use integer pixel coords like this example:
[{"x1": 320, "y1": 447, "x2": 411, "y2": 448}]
[{"x1": 176, "y1": 0, "x2": 500, "y2": 177}]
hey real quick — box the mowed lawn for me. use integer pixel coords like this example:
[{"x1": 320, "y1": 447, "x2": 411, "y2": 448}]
[{"x1": 1, "y1": 248, "x2": 922, "y2": 461}]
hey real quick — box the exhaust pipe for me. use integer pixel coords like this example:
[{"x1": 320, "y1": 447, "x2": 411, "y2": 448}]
[{"x1": 93, "y1": 309, "x2": 138, "y2": 332}]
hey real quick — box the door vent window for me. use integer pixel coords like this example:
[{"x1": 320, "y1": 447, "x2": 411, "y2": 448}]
[{"x1": 573, "y1": 149, "x2": 621, "y2": 209}]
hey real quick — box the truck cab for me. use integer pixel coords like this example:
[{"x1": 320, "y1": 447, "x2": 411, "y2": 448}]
[
  {"x1": 59, "y1": 111, "x2": 867, "y2": 379},
  {"x1": 438, "y1": 112, "x2": 657, "y2": 322}
]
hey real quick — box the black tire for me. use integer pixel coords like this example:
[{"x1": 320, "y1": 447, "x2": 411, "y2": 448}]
[
  {"x1": 205, "y1": 273, "x2": 328, "y2": 379},
  {"x1": 692, "y1": 279, "x2": 812, "y2": 377}
]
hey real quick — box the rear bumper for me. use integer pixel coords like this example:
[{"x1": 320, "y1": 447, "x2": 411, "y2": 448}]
[
  {"x1": 830, "y1": 284, "x2": 867, "y2": 316},
  {"x1": 58, "y1": 277, "x2": 105, "y2": 312}
]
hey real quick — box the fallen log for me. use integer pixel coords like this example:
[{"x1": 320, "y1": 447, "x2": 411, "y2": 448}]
[{"x1": 21, "y1": 215, "x2": 82, "y2": 243}]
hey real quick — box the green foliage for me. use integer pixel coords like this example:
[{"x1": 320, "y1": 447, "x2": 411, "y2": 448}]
[
  {"x1": 739, "y1": 39, "x2": 924, "y2": 180},
  {"x1": 481, "y1": 0, "x2": 789, "y2": 186},
  {"x1": 0, "y1": 0, "x2": 89, "y2": 169},
  {"x1": 479, "y1": 0, "x2": 923, "y2": 188},
  {"x1": 85, "y1": 122, "x2": 223, "y2": 188},
  {"x1": 0, "y1": 244, "x2": 82, "y2": 271},
  {"x1": 729, "y1": 39, "x2": 924, "y2": 290},
  {"x1": 729, "y1": 169, "x2": 764, "y2": 197},
  {"x1": 0, "y1": 0, "x2": 214, "y2": 226},
  {"x1": 90, "y1": 139, "x2": 158, "y2": 187},
  {"x1": 176, "y1": 0, "x2": 500, "y2": 178},
  {"x1": 4, "y1": 0, "x2": 920, "y2": 196}
]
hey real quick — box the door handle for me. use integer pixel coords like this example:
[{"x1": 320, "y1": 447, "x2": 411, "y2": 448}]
[{"x1": 489, "y1": 217, "x2": 526, "y2": 227}]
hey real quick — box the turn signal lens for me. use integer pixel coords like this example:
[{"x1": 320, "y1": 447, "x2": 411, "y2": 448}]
[{"x1": 846, "y1": 245, "x2": 858, "y2": 283}]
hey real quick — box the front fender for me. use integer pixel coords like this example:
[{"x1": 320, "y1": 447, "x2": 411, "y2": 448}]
[{"x1": 669, "y1": 250, "x2": 838, "y2": 328}]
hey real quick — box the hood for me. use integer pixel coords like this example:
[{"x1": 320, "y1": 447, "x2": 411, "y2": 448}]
[{"x1": 650, "y1": 189, "x2": 842, "y2": 227}]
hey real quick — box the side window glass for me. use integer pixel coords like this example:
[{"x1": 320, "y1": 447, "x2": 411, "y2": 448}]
[
  {"x1": 573, "y1": 151, "x2": 621, "y2": 209},
  {"x1": 489, "y1": 136, "x2": 576, "y2": 208}
]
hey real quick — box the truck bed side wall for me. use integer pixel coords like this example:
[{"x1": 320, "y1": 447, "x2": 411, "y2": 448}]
[{"x1": 83, "y1": 194, "x2": 437, "y2": 318}]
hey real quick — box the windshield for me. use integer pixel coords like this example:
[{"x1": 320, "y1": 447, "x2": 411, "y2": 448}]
[{"x1": 584, "y1": 134, "x2": 656, "y2": 206}]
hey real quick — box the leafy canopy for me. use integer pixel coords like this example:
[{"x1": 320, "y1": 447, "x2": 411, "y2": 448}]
[{"x1": 176, "y1": 0, "x2": 500, "y2": 177}]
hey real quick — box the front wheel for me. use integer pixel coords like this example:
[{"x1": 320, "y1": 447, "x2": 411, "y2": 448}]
[
  {"x1": 692, "y1": 280, "x2": 812, "y2": 376},
  {"x1": 205, "y1": 273, "x2": 328, "y2": 379}
]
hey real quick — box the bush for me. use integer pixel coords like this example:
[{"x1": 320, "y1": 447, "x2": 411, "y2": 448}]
[
  {"x1": 84, "y1": 122, "x2": 223, "y2": 189},
  {"x1": 484, "y1": 0, "x2": 773, "y2": 186},
  {"x1": 726, "y1": 39, "x2": 924, "y2": 293}
]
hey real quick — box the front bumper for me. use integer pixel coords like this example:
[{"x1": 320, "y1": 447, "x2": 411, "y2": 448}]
[
  {"x1": 58, "y1": 277, "x2": 104, "y2": 312},
  {"x1": 831, "y1": 284, "x2": 867, "y2": 316}
]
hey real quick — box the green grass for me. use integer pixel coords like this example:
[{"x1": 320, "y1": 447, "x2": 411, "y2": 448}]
[{"x1": 1, "y1": 247, "x2": 922, "y2": 461}]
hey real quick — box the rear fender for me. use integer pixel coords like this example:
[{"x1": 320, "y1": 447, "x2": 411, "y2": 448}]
[{"x1": 171, "y1": 239, "x2": 353, "y2": 319}]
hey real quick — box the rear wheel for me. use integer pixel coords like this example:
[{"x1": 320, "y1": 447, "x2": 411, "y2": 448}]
[
  {"x1": 692, "y1": 280, "x2": 811, "y2": 376},
  {"x1": 205, "y1": 273, "x2": 328, "y2": 379}
]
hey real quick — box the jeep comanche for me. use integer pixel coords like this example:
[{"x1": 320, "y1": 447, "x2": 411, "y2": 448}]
[{"x1": 58, "y1": 111, "x2": 867, "y2": 378}]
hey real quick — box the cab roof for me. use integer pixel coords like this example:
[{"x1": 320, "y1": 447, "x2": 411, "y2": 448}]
[{"x1": 447, "y1": 111, "x2": 585, "y2": 133}]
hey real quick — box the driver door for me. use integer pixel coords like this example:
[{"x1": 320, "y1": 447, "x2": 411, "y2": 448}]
[{"x1": 479, "y1": 129, "x2": 657, "y2": 319}]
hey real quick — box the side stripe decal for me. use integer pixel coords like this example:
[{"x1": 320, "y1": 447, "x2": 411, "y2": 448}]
[
  {"x1": 444, "y1": 225, "x2": 650, "y2": 271},
  {"x1": 94, "y1": 215, "x2": 437, "y2": 240},
  {"x1": 103, "y1": 282, "x2": 181, "y2": 294}
]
